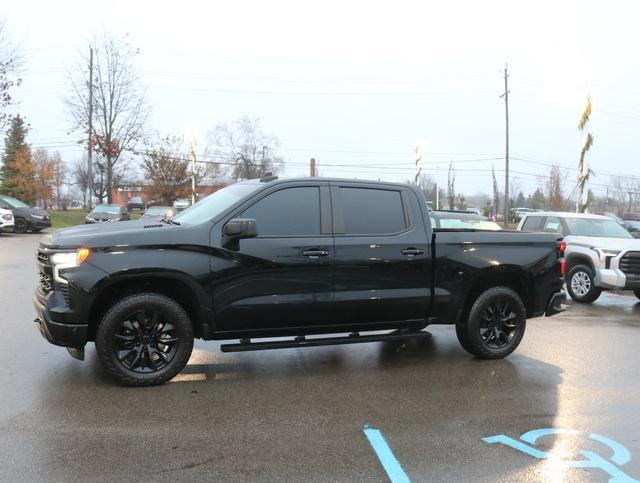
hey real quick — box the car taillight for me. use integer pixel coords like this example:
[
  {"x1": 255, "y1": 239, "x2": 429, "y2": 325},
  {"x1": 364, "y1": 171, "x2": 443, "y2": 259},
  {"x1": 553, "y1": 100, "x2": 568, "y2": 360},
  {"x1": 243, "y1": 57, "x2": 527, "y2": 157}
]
[
  {"x1": 556, "y1": 240, "x2": 566, "y2": 276},
  {"x1": 557, "y1": 241, "x2": 566, "y2": 254}
]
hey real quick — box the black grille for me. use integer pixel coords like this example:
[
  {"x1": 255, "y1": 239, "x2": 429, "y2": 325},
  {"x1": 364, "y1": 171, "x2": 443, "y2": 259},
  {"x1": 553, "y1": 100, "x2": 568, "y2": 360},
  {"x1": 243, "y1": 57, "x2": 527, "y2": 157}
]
[
  {"x1": 39, "y1": 271, "x2": 53, "y2": 293},
  {"x1": 59, "y1": 283, "x2": 70, "y2": 304},
  {"x1": 37, "y1": 249, "x2": 49, "y2": 264},
  {"x1": 620, "y1": 251, "x2": 640, "y2": 281}
]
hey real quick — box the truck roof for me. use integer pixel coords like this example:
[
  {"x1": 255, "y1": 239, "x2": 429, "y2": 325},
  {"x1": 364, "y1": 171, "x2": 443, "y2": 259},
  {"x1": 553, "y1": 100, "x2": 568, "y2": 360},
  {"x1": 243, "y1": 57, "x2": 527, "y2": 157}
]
[
  {"x1": 236, "y1": 176, "x2": 416, "y2": 189},
  {"x1": 522, "y1": 211, "x2": 610, "y2": 220}
]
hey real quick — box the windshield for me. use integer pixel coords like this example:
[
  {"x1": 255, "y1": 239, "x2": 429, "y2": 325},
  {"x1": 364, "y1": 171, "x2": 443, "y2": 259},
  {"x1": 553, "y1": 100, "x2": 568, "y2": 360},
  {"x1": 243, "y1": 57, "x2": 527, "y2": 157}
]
[
  {"x1": 565, "y1": 217, "x2": 633, "y2": 238},
  {"x1": 92, "y1": 204, "x2": 121, "y2": 214},
  {"x1": 1, "y1": 195, "x2": 29, "y2": 208},
  {"x1": 172, "y1": 182, "x2": 262, "y2": 225}
]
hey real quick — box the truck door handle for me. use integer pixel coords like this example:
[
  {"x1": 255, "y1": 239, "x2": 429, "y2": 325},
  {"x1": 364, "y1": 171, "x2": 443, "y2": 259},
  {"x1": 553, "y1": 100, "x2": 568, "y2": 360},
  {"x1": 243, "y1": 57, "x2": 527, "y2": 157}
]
[
  {"x1": 401, "y1": 248, "x2": 424, "y2": 256},
  {"x1": 302, "y1": 249, "x2": 330, "y2": 258}
]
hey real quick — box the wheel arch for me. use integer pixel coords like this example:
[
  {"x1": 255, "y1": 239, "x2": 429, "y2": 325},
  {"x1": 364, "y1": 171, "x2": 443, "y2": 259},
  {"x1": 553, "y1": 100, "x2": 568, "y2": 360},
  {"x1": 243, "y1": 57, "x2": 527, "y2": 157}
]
[
  {"x1": 461, "y1": 266, "x2": 530, "y2": 321},
  {"x1": 87, "y1": 272, "x2": 209, "y2": 340},
  {"x1": 565, "y1": 252, "x2": 596, "y2": 273}
]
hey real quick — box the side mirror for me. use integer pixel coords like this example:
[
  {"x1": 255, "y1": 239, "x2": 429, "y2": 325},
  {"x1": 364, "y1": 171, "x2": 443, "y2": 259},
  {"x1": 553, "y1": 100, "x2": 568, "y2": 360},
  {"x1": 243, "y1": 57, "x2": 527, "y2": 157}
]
[{"x1": 223, "y1": 218, "x2": 257, "y2": 249}]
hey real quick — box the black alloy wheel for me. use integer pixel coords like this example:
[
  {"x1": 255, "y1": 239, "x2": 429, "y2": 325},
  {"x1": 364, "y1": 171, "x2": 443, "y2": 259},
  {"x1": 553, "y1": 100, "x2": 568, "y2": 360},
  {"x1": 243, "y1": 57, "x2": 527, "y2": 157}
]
[
  {"x1": 478, "y1": 298, "x2": 518, "y2": 349},
  {"x1": 114, "y1": 311, "x2": 180, "y2": 373},
  {"x1": 96, "y1": 293, "x2": 194, "y2": 386},
  {"x1": 13, "y1": 217, "x2": 28, "y2": 234},
  {"x1": 456, "y1": 286, "x2": 526, "y2": 359}
]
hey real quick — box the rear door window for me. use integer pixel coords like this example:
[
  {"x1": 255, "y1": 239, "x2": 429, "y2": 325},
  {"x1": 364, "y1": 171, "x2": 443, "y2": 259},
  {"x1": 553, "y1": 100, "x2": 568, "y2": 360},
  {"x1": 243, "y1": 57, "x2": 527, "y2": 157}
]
[
  {"x1": 338, "y1": 187, "x2": 406, "y2": 235},
  {"x1": 521, "y1": 216, "x2": 543, "y2": 232},
  {"x1": 543, "y1": 216, "x2": 563, "y2": 234}
]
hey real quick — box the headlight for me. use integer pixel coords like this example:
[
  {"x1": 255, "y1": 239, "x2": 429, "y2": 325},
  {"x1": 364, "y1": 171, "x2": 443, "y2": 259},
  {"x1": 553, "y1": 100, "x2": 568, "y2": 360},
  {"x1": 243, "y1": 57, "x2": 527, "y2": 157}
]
[
  {"x1": 31, "y1": 214, "x2": 44, "y2": 219},
  {"x1": 51, "y1": 248, "x2": 91, "y2": 283},
  {"x1": 591, "y1": 247, "x2": 620, "y2": 264}
]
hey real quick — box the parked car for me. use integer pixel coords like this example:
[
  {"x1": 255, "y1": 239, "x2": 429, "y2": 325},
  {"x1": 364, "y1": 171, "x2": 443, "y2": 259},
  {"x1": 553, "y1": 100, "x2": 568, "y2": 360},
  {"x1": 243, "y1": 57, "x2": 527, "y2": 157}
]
[
  {"x1": 0, "y1": 195, "x2": 51, "y2": 233},
  {"x1": 172, "y1": 198, "x2": 191, "y2": 211},
  {"x1": 0, "y1": 207, "x2": 14, "y2": 234},
  {"x1": 127, "y1": 196, "x2": 146, "y2": 211},
  {"x1": 623, "y1": 220, "x2": 640, "y2": 238},
  {"x1": 34, "y1": 177, "x2": 565, "y2": 386},
  {"x1": 512, "y1": 207, "x2": 535, "y2": 222},
  {"x1": 140, "y1": 206, "x2": 176, "y2": 221},
  {"x1": 518, "y1": 211, "x2": 640, "y2": 303},
  {"x1": 465, "y1": 207, "x2": 482, "y2": 215},
  {"x1": 622, "y1": 212, "x2": 640, "y2": 221},
  {"x1": 430, "y1": 210, "x2": 502, "y2": 230},
  {"x1": 85, "y1": 204, "x2": 131, "y2": 224}
]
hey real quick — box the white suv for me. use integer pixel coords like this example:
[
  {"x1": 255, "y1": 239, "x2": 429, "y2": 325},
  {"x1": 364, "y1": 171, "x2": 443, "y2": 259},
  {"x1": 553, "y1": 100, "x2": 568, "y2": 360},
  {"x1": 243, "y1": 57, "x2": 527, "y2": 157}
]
[
  {"x1": 518, "y1": 212, "x2": 640, "y2": 303},
  {"x1": 0, "y1": 207, "x2": 14, "y2": 234}
]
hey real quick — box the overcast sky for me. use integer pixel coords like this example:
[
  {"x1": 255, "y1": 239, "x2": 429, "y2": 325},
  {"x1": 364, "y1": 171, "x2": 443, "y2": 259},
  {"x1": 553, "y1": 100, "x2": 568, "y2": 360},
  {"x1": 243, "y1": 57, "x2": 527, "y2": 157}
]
[{"x1": 2, "y1": 0, "x2": 640, "y2": 198}]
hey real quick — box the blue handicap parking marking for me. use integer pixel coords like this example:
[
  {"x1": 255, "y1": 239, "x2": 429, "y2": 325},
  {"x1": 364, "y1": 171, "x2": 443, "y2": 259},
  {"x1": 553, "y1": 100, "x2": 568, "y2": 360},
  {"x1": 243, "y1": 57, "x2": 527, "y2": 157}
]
[
  {"x1": 483, "y1": 428, "x2": 639, "y2": 483},
  {"x1": 363, "y1": 426, "x2": 411, "y2": 483}
]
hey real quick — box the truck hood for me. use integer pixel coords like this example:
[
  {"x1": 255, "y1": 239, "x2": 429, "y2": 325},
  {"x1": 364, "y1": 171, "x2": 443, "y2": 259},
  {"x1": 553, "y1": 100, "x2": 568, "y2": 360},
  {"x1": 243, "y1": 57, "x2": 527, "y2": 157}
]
[
  {"x1": 564, "y1": 235, "x2": 640, "y2": 252},
  {"x1": 41, "y1": 220, "x2": 182, "y2": 249}
]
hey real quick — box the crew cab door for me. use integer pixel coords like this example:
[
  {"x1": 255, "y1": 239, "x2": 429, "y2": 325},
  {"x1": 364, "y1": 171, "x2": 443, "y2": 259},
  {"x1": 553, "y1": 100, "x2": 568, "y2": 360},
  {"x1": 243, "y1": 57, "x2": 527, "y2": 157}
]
[
  {"x1": 330, "y1": 182, "x2": 432, "y2": 325},
  {"x1": 212, "y1": 182, "x2": 334, "y2": 333}
]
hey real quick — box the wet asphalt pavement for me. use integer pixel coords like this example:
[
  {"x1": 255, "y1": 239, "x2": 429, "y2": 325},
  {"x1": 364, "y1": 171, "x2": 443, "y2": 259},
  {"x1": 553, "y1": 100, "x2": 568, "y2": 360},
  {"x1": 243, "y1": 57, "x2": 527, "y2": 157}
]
[{"x1": 1, "y1": 231, "x2": 640, "y2": 482}]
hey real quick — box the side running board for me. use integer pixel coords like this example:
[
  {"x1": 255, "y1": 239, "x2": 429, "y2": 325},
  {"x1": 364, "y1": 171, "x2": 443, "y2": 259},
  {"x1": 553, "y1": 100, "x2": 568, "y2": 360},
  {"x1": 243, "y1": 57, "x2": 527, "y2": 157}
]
[{"x1": 220, "y1": 330, "x2": 431, "y2": 353}]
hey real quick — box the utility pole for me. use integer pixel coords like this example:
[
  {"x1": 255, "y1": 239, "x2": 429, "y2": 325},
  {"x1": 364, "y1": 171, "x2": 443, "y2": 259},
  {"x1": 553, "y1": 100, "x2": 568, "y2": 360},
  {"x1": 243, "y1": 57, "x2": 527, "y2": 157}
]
[
  {"x1": 309, "y1": 158, "x2": 316, "y2": 177},
  {"x1": 436, "y1": 166, "x2": 440, "y2": 210},
  {"x1": 87, "y1": 46, "x2": 94, "y2": 209},
  {"x1": 500, "y1": 64, "x2": 510, "y2": 226}
]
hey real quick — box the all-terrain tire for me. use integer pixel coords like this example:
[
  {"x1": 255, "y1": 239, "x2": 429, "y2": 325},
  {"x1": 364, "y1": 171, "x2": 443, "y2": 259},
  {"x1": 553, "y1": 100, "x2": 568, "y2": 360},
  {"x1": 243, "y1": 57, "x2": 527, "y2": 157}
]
[
  {"x1": 96, "y1": 292, "x2": 194, "y2": 386},
  {"x1": 457, "y1": 286, "x2": 527, "y2": 359}
]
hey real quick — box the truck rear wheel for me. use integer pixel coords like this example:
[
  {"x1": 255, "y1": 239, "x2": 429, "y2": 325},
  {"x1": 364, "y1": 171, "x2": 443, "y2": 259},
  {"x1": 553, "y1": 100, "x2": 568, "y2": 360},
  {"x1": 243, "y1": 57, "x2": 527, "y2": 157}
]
[
  {"x1": 566, "y1": 265, "x2": 602, "y2": 303},
  {"x1": 456, "y1": 287, "x2": 526, "y2": 359},
  {"x1": 96, "y1": 293, "x2": 194, "y2": 386}
]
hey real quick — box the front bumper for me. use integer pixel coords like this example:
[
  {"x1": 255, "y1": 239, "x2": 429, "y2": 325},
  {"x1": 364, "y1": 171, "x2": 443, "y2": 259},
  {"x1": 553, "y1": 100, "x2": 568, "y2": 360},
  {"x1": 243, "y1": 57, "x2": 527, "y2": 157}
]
[
  {"x1": 33, "y1": 291, "x2": 87, "y2": 348},
  {"x1": 545, "y1": 290, "x2": 567, "y2": 316},
  {"x1": 29, "y1": 218, "x2": 52, "y2": 229}
]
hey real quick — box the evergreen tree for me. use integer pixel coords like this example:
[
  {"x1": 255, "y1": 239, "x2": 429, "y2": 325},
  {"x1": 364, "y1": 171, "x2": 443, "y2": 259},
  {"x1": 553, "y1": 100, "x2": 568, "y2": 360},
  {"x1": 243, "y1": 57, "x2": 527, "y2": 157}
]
[{"x1": 0, "y1": 114, "x2": 38, "y2": 203}]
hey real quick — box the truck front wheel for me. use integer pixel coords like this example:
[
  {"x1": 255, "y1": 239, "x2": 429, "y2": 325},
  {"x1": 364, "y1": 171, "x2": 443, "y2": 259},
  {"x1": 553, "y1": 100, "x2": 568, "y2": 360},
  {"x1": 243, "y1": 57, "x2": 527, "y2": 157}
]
[
  {"x1": 456, "y1": 287, "x2": 526, "y2": 359},
  {"x1": 96, "y1": 293, "x2": 194, "y2": 386}
]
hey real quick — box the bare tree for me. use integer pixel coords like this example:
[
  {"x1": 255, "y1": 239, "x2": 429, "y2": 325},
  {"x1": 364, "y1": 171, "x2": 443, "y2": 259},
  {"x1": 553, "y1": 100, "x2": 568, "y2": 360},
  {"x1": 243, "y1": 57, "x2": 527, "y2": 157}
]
[
  {"x1": 491, "y1": 164, "x2": 500, "y2": 213},
  {"x1": 50, "y1": 151, "x2": 66, "y2": 209},
  {"x1": 540, "y1": 164, "x2": 567, "y2": 211},
  {"x1": 33, "y1": 148, "x2": 54, "y2": 208},
  {"x1": 71, "y1": 157, "x2": 90, "y2": 207},
  {"x1": 208, "y1": 115, "x2": 283, "y2": 180},
  {"x1": 66, "y1": 33, "x2": 149, "y2": 203},
  {"x1": 447, "y1": 161, "x2": 455, "y2": 210},
  {"x1": 415, "y1": 173, "x2": 437, "y2": 201},
  {"x1": 0, "y1": 21, "x2": 22, "y2": 130}
]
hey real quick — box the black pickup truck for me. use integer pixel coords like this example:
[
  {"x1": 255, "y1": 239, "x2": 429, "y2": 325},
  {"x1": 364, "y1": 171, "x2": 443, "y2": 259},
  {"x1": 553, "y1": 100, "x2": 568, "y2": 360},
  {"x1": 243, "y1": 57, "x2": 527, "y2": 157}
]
[{"x1": 34, "y1": 177, "x2": 565, "y2": 386}]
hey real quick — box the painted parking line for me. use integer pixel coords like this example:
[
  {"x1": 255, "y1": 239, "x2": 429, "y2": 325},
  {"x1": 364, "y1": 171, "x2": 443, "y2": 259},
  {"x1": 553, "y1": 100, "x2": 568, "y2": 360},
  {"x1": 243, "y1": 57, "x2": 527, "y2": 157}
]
[{"x1": 363, "y1": 426, "x2": 411, "y2": 483}]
